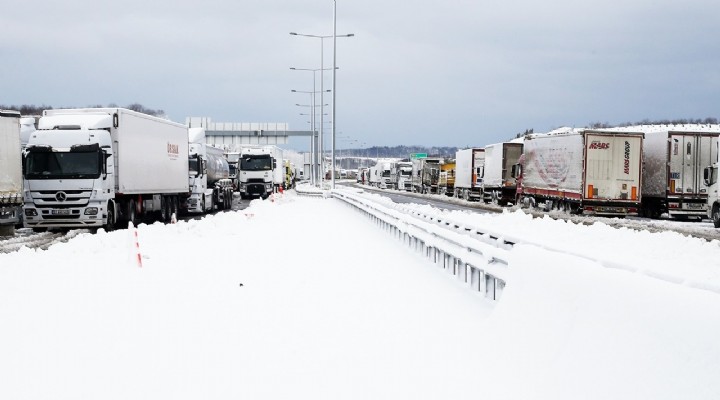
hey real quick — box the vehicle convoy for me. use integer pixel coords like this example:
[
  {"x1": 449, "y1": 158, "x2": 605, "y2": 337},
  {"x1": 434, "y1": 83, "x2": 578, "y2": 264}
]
[
  {"x1": 0, "y1": 110, "x2": 23, "y2": 235},
  {"x1": 482, "y1": 141, "x2": 523, "y2": 205},
  {"x1": 23, "y1": 108, "x2": 189, "y2": 230},
  {"x1": 237, "y1": 145, "x2": 284, "y2": 199},
  {"x1": 516, "y1": 128, "x2": 643, "y2": 216},
  {"x1": 621, "y1": 126, "x2": 719, "y2": 219},
  {"x1": 185, "y1": 128, "x2": 233, "y2": 214},
  {"x1": 454, "y1": 148, "x2": 485, "y2": 201}
]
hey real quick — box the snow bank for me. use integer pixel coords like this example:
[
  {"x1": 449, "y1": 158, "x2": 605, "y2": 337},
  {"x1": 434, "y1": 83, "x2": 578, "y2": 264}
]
[{"x1": 1, "y1": 191, "x2": 720, "y2": 399}]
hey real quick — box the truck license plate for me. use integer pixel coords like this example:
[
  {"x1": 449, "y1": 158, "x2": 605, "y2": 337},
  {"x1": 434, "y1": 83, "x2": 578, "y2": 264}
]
[{"x1": 51, "y1": 209, "x2": 71, "y2": 215}]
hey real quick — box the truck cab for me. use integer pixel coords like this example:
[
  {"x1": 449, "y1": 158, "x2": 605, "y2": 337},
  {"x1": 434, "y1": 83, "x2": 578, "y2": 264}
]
[
  {"x1": 704, "y1": 163, "x2": 720, "y2": 227},
  {"x1": 237, "y1": 149, "x2": 274, "y2": 199}
]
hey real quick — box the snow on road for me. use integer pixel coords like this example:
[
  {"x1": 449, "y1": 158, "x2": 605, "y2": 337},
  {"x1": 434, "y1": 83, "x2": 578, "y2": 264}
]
[{"x1": 1, "y1": 190, "x2": 720, "y2": 399}]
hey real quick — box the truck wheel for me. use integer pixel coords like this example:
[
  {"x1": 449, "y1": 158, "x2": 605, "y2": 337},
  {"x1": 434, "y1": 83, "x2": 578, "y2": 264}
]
[
  {"x1": 713, "y1": 205, "x2": 720, "y2": 228},
  {"x1": 106, "y1": 203, "x2": 116, "y2": 231},
  {"x1": 226, "y1": 189, "x2": 233, "y2": 209},
  {"x1": 200, "y1": 197, "x2": 206, "y2": 214},
  {"x1": 160, "y1": 197, "x2": 169, "y2": 222},
  {"x1": 128, "y1": 199, "x2": 139, "y2": 227}
]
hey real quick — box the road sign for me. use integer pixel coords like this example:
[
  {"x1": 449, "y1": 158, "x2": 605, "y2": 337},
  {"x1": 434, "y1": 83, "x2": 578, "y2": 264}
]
[{"x1": 410, "y1": 153, "x2": 428, "y2": 159}]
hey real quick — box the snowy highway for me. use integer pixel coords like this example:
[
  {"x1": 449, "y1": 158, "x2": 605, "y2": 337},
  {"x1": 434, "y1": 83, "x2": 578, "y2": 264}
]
[{"x1": 1, "y1": 188, "x2": 720, "y2": 399}]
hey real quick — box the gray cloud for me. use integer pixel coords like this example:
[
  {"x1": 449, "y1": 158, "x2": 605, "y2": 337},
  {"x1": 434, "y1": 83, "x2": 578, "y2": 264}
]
[{"x1": 2, "y1": 0, "x2": 720, "y2": 149}]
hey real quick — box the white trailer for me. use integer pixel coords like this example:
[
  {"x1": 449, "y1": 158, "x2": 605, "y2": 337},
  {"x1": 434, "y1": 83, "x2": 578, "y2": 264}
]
[
  {"x1": 454, "y1": 148, "x2": 485, "y2": 201},
  {"x1": 632, "y1": 127, "x2": 719, "y2": 219},
  {"x1": 23, "y1": 108, "x2": 189, "y2": 230},
  {"x1": 184, "y1": 128, "x2": 234, "y2": 214},
  {"x1": 482, "y1": 141, "x2": 523, "y2": 205},
  {"x1": 518, "y1": 129, "x2": 643, "y2": 216},
  {"x1": 0, "y1": 110, "x2": 23, "y2": 235}
]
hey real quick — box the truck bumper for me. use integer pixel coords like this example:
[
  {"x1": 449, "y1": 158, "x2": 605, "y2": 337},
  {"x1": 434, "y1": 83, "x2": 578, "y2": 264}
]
[{"x1": 23, "y1": 203, "x2": 106, "y2": 228}]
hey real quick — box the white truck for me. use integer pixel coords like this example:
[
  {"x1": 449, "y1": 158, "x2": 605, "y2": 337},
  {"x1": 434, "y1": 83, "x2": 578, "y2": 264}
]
[
  {"x1": 632, "y1": 126, "x2": 719, "y2": 219},
  {"x1": 237, "y1": 145, "x2": 284, "y2": 199},
  {"x1": 454, "y1": 148, "x2": 485, "y2": 201},
  {"x1": 396, "y1": 161, "x2": 413, "y2": 191},
  {"x1": 482, "y1": 141, "x2": 523, "y2": 205},
  {"x1": 184, "y1": 128, "x2": 234, "y2": 214},
  {"x1": 0, "y1": 110, "x2": 23, "y2": 235},
  {"x1": 368, "y1": 163, "x2": 383, "y2": 187},
  {"x1": 23, "y1": 108, "x2": 189, "y2": 230},
  {"x1": 517, "y1": 128, "x2": 643, "y2": 216}
]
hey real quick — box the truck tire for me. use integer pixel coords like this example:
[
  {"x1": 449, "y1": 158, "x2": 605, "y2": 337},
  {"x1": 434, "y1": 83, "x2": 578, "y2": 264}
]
[
  {"x1": 106, "y1": 202, "x2": 116, "y2": 231},
  {"x1": 160, "y1": 196, "x2": 170, "y2": 222},
  {"x1": 713, "y1": 205, "x2": 720, "y2": 228},
  {"x1": 128, "y1": 199, "x2": 140, "y2": 227}
]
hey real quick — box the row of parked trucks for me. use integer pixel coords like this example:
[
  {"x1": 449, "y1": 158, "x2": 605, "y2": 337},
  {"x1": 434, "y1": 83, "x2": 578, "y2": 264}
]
[
  {"x1": 359, "y1": 125, "x2": 720, "y2": 225},
  {"x1": 0, "y1": 108, "x2": 288, "y2": 235}
]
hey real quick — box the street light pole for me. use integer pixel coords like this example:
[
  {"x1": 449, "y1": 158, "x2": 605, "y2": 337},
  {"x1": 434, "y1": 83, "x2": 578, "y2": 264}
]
[
  {"x1": 290, "y1": 27, "x2": 353, "y2": 189},
  {"x1": 332, "y1": 0, "x2": 337, "y2": 189}
]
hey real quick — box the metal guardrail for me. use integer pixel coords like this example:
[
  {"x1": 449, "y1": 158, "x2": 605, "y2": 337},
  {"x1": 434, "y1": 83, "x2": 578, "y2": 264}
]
[
  {"x1": 331, "y1": 188, "x2": 510, "y2": 301},
  {"x1": 330, "y1": 187, "x2": 720, "y2": 298}
]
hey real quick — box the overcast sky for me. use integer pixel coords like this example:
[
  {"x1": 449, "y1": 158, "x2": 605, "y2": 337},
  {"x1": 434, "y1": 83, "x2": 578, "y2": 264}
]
[{"x1": 3, "y1": 0, "x2": 720, "y2": 149}]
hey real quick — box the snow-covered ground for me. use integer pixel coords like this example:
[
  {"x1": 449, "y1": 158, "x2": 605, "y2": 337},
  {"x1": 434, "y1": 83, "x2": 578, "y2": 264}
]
[{"x1": 1, "y1": 190, "x2": 719, "y2": 399}]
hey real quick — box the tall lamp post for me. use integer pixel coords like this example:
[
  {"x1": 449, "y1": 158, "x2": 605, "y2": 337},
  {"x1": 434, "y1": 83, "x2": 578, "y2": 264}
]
[
  {"x1": 290, "y1": 67, "x2": 334, "y2": 186},
  {"x1": 290, "y1": 27, "x2": 353, "y2": 189},
  {"x1": 292, "y1": 88, "x2": 330, "y2": 186}
]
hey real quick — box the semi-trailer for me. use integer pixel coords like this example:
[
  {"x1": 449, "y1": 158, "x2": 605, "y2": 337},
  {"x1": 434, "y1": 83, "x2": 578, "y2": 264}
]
[
  {"x1": 185, "y1": 127, "x2": 234, "y2": 214},
  {"x1": 482, "y1": 141, "x2": 523, "y2": 205},
  {"x1": 628, "y1": 126, "x2": 719, "y2": 219},
  {"x1": 454, "y1": 148, "x2": 485, "y2": 201},
  {"x1": 516, "y1": 128, "x2": 643, "y2": 216},
  {"x1": 0, "y1": 110, "x2": 23, "y2": 235},
  {"x1": 23, "y1": 108, "x2": 189, "y2": 230}
]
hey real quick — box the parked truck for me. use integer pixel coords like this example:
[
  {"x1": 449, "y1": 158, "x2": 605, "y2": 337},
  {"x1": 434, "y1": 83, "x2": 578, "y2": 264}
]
[
  {"x1": 237, "y1": 145, "x2": 283, "y2": 199},
  {"x1": 396, "y1": 161, "x2": 413, "y2": 191},
  {"x1": 420, "y1": 159, "x2": 443, "y2": 194},
  {"x1": 184, "y1": 127, "x2": 234, "y2": 214},
  {"x1": 454, "y1": 148, "x2": 485, "y2": 201},
  {"x1": 633, "y1": 127, "x2": 719, "y2": 219},
  {"x1": 23, "y1": 108, "x2": 189, "y2": 230},
  {"x1": 439, "y1": 161, "x2": 455, "y2": 196},
  {"x1": 482, "y1": 141, "x2": 523, "y2": 205},
  {"x1": 0, "y1": 110, "x2": 23, "y2": 235},
  {"x1": 516, "y1": 128, "x2": 643, "y2": 216}
]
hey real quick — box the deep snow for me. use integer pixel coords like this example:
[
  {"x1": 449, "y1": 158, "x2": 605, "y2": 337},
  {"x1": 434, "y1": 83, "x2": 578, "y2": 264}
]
[{"x1": 1, "y1": 190, "x2": 719, "y2": 399}]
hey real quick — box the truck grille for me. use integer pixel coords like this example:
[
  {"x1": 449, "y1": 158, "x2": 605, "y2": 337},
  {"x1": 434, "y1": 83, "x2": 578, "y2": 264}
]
[{"x1": 31, "y1": 190, "x2": 91, "y2": 208}]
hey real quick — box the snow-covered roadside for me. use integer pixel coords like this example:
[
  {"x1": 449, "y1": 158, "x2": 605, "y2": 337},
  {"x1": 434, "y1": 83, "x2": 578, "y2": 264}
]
[{"x1": 1, "y1": 191, "x2": 719, "y2": 399}]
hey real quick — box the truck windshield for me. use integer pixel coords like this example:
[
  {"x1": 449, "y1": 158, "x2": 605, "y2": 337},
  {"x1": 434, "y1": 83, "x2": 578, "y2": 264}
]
[
  {"x1": 25, "y1": 150, "x2": 101, "y2": 179},
  {"x1": 382, "y1": 170, "x2": 391, "y2": 177},
  {"x1": 240, "y1": 156, "x2": 272, "y2": 171},
  {"x1": 400, "y1": 169, "x2": 412, "y2": 177}
]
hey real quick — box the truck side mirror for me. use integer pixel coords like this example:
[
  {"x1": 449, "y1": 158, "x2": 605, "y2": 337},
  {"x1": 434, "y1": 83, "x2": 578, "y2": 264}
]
[{"x1": 512, "y1": 164, "x2": 522, "y2": 179}]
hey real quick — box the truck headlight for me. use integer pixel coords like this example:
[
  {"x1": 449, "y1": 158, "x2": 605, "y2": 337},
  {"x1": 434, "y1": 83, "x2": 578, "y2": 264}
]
[
  {"x1": 25, "y1": 208, "x2": 38, "y2": 217},
  {"x1": 85, "y1": 207, "x2": 99, "y2": 215}
]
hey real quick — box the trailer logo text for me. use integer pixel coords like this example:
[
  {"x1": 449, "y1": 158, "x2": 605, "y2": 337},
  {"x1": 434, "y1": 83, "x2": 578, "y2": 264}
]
[
  {"x1": 624, "y1": 141, "x2": 630, "y2": 175},
  {"x1": 167, "y1": 142, "x2": 180, "y2": 160},
  {"x1": 589, "y1": 141, "x2": 610, "y2": 150}
]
